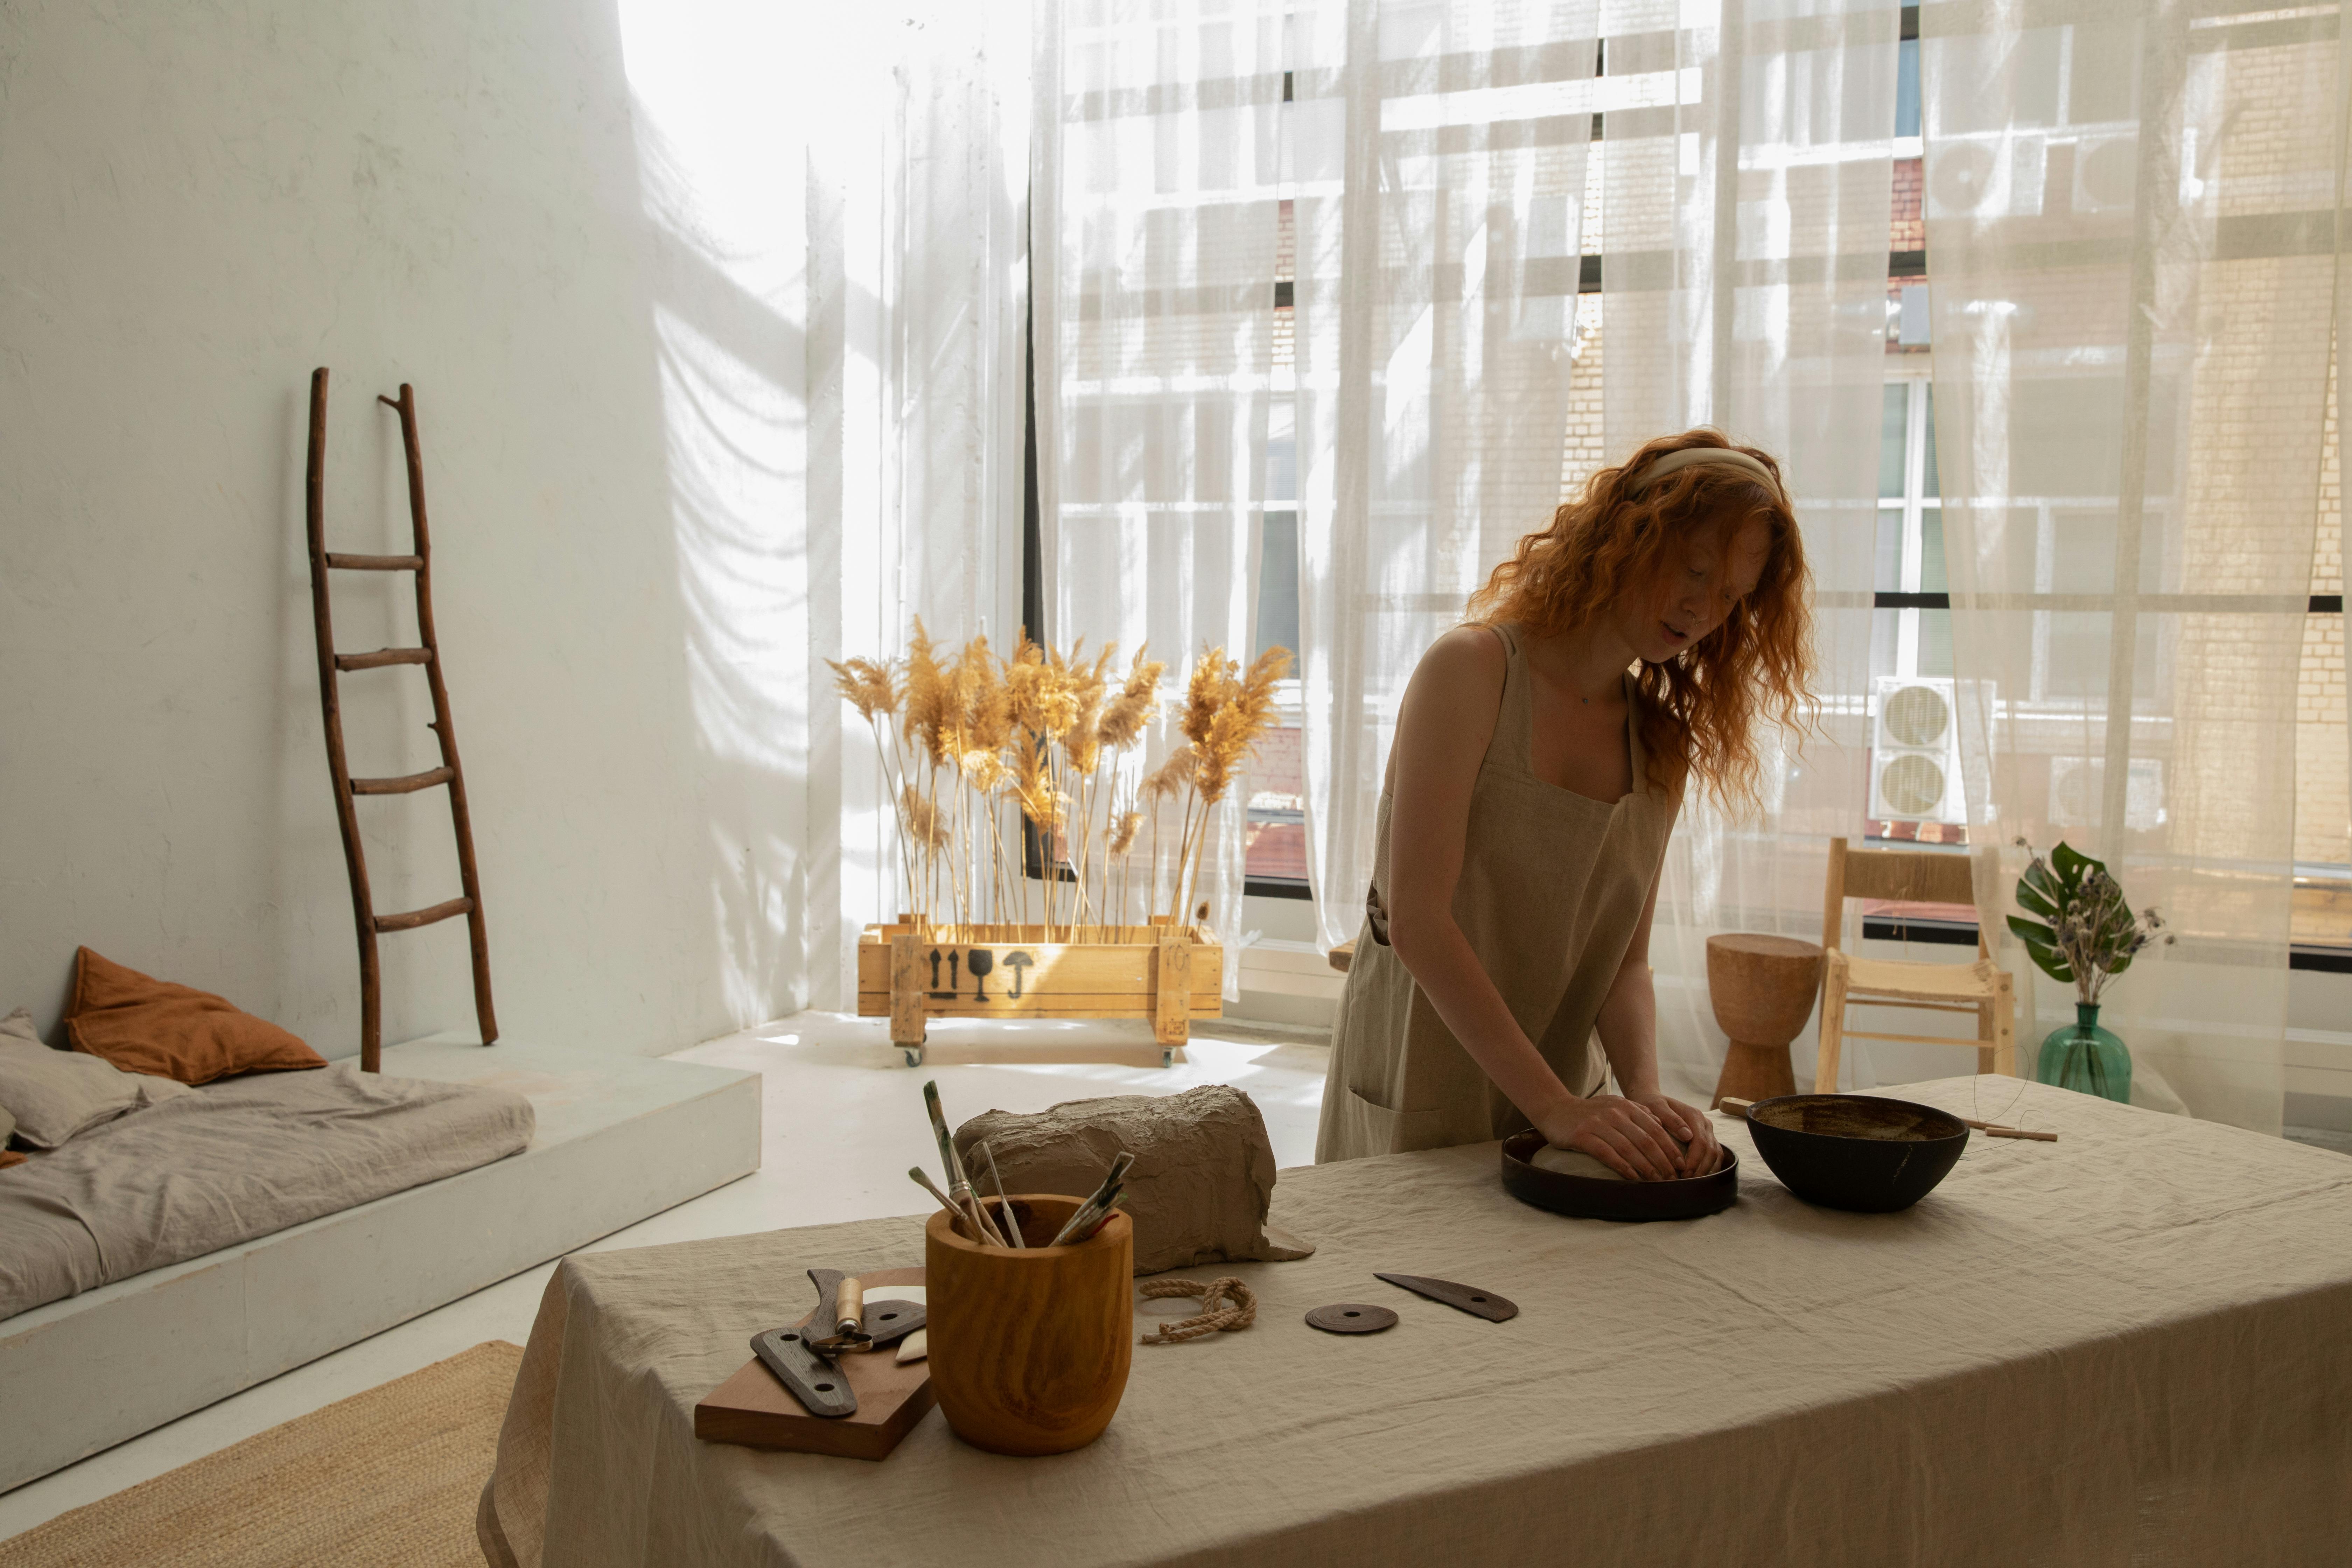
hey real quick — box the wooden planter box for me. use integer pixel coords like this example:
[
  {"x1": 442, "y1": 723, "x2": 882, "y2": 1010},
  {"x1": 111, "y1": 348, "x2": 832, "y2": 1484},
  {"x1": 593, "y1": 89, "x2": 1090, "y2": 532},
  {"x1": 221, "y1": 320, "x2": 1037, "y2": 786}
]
[{"x1": 857, "y1": 920, "x2": 1223, "y2": 1067}]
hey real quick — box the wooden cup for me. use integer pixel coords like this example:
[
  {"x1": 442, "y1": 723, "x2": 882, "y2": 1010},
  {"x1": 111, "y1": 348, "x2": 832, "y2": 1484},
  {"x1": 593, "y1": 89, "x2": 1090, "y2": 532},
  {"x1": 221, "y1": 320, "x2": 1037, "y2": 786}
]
[{"x1": 924, "y1": 1194, "x2": 1134, "y2": 1456}]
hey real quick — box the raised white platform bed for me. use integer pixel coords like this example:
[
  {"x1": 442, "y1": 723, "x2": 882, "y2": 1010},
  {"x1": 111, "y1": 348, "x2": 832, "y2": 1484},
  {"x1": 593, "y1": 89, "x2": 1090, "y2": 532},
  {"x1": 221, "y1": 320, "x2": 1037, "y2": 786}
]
[{"x1": 0, "y1": 1036, "x2": 760, "y2": 1491}]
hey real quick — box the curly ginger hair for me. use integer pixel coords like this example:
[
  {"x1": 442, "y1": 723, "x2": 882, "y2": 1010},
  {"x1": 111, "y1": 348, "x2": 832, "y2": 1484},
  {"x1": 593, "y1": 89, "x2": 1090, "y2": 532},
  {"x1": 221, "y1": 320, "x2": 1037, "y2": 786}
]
[{"x1": 1464, "y1": 429, "x2": 1818, "y2": 812}]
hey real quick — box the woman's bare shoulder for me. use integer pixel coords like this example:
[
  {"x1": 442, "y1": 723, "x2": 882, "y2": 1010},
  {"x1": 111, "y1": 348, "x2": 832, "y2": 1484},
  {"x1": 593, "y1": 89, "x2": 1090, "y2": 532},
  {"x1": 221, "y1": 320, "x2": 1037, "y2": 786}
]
[
  {"x1": 1412, "y1": 623, "x2": 1509, "y2": 698},
  {"x1": 1391, "y1": 626, "x2": 1510, "y2": 801}
]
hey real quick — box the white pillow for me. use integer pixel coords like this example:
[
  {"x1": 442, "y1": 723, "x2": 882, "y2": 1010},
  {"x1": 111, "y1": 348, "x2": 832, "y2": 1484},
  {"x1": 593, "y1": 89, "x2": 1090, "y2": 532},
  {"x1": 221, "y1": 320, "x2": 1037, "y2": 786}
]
[{"x1": 0, "y1": 1007, "x2": 194, "y2": 1148}]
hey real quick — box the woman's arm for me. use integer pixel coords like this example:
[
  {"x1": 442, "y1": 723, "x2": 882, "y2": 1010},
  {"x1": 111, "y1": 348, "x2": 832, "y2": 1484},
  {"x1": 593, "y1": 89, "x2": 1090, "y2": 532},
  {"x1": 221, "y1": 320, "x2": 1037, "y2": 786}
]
[
  {"x1": 1383, "y1": 629, "x2": 1686, "y2": 1180},
  {"x1": 1592, "y1": 842, "x2": 1722, "y2": 1176}
]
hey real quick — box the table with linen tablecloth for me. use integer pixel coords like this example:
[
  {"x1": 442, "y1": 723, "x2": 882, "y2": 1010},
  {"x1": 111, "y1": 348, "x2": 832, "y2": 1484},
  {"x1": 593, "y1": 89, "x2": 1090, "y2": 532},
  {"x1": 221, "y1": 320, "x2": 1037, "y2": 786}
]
[{"x1": 478, "y1": 1078, "x2": 2352, "y2": 1568}]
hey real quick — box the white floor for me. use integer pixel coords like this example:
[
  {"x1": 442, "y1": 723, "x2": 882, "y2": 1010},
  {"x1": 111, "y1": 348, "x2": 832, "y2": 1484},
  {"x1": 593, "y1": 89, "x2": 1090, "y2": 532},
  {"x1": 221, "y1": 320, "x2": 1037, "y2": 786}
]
[{"x1": 0, "y1": 1011, "x2": 1331, "y2": 1542}]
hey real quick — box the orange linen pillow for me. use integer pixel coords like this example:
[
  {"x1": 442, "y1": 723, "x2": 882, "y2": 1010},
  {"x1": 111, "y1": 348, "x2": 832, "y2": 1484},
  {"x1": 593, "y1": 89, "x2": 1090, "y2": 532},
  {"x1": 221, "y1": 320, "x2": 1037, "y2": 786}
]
[
  {"x1": 64, "y1": 948, "x2": 326, "y2": 1085},
  {"x1": 0, "y1": 1150, "x2": 24, "y2": 1170}
]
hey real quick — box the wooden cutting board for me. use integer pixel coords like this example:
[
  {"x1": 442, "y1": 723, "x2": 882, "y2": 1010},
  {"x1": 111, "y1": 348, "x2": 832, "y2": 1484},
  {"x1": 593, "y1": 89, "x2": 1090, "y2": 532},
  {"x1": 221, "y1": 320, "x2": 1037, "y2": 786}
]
[{"x1": 694, "y1": 1266, "x2": 934, "y2": 1461}]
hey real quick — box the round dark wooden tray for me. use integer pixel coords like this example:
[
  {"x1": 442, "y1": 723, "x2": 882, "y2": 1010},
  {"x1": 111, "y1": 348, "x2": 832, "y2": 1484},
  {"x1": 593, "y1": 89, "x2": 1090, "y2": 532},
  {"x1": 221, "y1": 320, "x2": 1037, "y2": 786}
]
[{"x1": 1499, "y1": 1129, "x2": 1741, "y2": 1223}]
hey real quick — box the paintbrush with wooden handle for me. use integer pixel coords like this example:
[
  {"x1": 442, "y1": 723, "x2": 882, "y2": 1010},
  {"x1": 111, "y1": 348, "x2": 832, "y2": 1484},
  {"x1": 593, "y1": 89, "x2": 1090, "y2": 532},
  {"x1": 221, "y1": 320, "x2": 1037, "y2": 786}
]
[
  {"x1": 1048, "y1": 1150, "x2": 1135, "y2": 1246},
  {"x1": 924, "y1": 1080, "x2": 1009, "y2": 1245},
  {"x1": 979, "y1": 1139, "x2": 1024, "y2": 1248}
]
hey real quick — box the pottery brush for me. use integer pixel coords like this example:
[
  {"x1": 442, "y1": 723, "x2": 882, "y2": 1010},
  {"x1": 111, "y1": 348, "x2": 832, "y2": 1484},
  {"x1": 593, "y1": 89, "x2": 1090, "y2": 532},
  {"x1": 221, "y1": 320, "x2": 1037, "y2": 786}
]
[
  {"x1": 1068, "y1": 1181, "x2": 1125, "y2": 1243},
  {"x1": 909, "y1": 1166, "x2": 958, "y2": 1213},
  {"x1": 923, "y1": 1080, "x2": 1008, "y2": 1246},
  {"x1": 1048, "y1": 1151, "x2": 1135, "y2": 1246},
  {"x1": 911, "y1": 1165, "x2": 1003, "y2": 1247},
  {"x1": 979, "y1": 1139, "x2": 1024, "y2": 1248},
  {"x1": 1054, "y1": 1180, "x2": 1125, "y2": 1247}
]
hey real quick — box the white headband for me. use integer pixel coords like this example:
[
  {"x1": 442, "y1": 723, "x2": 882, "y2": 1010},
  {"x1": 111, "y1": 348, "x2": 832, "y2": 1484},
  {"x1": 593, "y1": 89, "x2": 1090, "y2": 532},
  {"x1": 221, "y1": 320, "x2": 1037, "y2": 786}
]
[{"x1": 1628, "y1": 446, "x2": 1787, "y2": 504}]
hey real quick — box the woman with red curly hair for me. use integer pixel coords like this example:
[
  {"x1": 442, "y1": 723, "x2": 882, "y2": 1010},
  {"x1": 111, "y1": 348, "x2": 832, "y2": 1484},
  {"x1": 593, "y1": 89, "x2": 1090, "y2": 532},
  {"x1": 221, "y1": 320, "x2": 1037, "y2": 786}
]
[{"x1": 1316, "y1": 431, "x2": 1816, "y2": 1177}]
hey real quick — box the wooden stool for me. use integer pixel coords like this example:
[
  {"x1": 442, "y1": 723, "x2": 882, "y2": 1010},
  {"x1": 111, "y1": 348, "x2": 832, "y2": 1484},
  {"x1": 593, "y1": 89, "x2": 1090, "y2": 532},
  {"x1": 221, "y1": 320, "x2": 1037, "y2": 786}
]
[{"x1": 1706, "y1": 933, "x2": 1826, "y2": 1109}]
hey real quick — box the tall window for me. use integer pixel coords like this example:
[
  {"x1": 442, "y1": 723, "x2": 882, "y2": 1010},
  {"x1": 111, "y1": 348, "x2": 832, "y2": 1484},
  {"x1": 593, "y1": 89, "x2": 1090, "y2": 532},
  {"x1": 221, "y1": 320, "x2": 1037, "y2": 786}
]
[
  {"x1": 1245, "y1": 379, "x2": 1308, "y2": 890},
  {"x1": 1876, "y1": 378, "x2": 1947, "y2": 684},
  {"x1": 1180, "y1": 7, "x2": 2351, "y2": 948}
]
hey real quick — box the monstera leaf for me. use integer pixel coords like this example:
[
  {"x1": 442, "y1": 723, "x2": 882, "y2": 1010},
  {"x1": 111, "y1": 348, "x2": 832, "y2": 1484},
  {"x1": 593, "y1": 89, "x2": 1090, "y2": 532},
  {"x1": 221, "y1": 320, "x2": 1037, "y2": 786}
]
[
  {"x1": 2008, "y1": 840, "x2": 2106, "y2": 987},
  {"x1": 2006, "y1": 912, "x2": 2074, "y2": 985}
]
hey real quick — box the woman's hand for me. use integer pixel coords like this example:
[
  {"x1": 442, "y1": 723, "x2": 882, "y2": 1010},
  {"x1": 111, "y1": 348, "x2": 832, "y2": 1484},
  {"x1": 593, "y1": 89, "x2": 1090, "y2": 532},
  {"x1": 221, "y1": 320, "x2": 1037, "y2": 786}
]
[
  {"x1": 1630, "y1": 1092, "x2": 1721, "y2": 1177},
  {"x1": 1536, "y1": 1094, "x2": 1689, "y2": 1182}
]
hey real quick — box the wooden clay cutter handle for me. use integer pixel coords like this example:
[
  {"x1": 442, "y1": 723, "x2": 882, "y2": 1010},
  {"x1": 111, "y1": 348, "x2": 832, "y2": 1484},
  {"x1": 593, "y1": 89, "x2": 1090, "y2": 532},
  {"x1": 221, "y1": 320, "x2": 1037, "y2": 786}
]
[{"x1": 833, "y1": 1276, "x2": 866, "y2": 1339}]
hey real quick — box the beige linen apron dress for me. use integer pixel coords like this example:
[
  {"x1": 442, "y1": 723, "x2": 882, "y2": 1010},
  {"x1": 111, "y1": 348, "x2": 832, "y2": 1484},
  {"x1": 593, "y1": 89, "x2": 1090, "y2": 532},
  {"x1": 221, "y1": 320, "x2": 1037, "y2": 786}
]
[{"x1": 1316, "y1": 623, "x2": 1681, "y2": 1162}]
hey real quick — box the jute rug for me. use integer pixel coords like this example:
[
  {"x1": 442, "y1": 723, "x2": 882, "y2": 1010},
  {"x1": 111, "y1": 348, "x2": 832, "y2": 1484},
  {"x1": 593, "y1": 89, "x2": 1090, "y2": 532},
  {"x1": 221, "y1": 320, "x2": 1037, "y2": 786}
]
[{"x1": 0, "y1": 1340, "x2": 521, "y2": 1568}]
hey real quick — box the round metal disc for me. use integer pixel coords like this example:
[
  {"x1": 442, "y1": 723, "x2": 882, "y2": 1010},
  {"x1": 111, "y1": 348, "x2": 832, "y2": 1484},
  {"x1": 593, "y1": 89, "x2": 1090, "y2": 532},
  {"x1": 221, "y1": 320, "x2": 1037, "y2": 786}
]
[{"x1": 1306, "y1": 1302, "x2": 1398, "y2": 1335}]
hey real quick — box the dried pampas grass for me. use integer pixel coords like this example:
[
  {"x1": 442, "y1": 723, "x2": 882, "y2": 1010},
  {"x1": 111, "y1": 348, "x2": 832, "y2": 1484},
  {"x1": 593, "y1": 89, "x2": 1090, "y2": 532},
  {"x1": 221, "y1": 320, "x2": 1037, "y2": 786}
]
[
  {"x1": 826, "y1": 656, "x2": 899, "y2": 722},
  {"x1": 1098, "y1": 649, "x2": 1164, "y2": 751},
  {"x1": 831, "y1": 625, "x2": 1292, "y2": 937},
  {"x1": 1109, "y1": 811, "x2": 1144, "y2": 857}
]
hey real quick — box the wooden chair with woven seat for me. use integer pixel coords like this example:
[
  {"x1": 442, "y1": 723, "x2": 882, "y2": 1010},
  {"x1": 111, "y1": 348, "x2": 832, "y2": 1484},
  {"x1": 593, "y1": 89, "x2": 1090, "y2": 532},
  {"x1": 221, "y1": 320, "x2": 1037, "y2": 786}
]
[{"x1": 1816, "y1": 836, "x2": 2016, "y2": 1093}]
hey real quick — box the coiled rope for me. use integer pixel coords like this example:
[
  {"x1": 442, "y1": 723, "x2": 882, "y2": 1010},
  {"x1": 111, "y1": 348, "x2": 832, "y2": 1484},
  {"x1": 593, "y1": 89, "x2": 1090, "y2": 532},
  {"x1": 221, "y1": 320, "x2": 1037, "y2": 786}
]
[{"x1": 1137, "y1": 1276, "x2": 1257, "y2": 1345}]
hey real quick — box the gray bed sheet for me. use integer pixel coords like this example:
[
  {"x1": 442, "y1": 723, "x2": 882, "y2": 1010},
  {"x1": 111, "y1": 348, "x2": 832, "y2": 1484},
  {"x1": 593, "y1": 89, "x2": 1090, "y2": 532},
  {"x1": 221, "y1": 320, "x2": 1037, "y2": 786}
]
[{"x1": 0, "y1": 1062, "x2": 533, "y2": 1322}]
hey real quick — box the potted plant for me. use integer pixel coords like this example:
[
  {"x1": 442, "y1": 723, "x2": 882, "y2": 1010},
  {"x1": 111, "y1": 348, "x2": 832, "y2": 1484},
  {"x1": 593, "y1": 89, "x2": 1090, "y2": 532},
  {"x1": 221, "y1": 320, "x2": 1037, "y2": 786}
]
[{"x1": 2005, "y1": 839, "x2": 2172, "y2": 1102}]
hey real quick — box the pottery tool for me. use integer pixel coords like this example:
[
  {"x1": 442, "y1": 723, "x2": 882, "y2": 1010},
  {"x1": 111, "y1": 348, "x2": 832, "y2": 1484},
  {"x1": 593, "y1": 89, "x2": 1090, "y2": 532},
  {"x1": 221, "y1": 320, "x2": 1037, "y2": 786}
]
[
  {"x1": 924, "y1": 1080, "x2": 1008, "y2": 1246},
  {"x1": 1048, "y1": 1150, "x2": 1135, "y2": 1246},
  {"x1": 1055, "y1": 1178, "x2": 1123, "y2": 1245},
  {"x1": 1720, "y1": 1096, "x2": 2057, "y2": 1142},
  {"x1": 808, "y1": 1273, "x2": 873, "y2": 1359},
  {"x1": 751, "y1": 1325, "x2": 859, "y2": 1418},
  {"x1": 1305, "y1": 1303, "x2": 1396, "y2": 1335},
  {"x1": 916, "y1": 1164, "x2": 1022, "y2": 1247},
  {"x1": 806, "y1": 1267, "x2": 926, "y2": 1352},
  {"x1": 700, "y1": 1266, "x2": 933, "y2": 1458},
  {"x1": 979, "y1": 1140, "x2": 1024, "y2": 1248},
  {"x1": 909, "y1": 1167, "x2": 957, "y2": 1213},
  {"x1": 878, "y1": 1287, "x2": 931, "y2": 1364},
  {"x1": 1373, "y1": 1272, "x2": 1519, "y2": 1323}
]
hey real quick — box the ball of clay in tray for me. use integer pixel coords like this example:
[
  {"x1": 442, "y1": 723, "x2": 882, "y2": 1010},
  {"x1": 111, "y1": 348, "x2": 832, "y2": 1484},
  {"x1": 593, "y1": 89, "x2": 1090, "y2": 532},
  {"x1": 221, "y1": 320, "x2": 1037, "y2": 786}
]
[
  {"x1": 1530, "y1": 1129, "x2": 1693, "y2": 1182},
  {"x1": 1530, "y1": 1145, "x2": 1626, "y2": 1181}
]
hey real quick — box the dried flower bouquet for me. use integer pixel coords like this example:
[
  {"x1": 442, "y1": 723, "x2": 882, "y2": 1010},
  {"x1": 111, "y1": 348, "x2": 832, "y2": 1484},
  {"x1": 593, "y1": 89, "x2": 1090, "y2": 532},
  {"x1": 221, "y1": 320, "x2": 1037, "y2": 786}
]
[
  {"x1": 830, "y1": 623, "x2": 1290, "y2": 941},
  {"x1": 2007, "y1": 837, "x2": 2172, "y2": 1006}
]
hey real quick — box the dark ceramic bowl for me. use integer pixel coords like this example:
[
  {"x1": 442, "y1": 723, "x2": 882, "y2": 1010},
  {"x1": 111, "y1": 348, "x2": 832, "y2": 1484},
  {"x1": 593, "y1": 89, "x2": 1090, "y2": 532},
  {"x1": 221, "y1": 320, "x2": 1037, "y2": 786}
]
[
  {"x1": 1743, "y1": 1094, "x2": 1968, "y2": 1213},
  {"x1": 1500, "y1": 1128, "x2": 1740, "y2": 1223}
]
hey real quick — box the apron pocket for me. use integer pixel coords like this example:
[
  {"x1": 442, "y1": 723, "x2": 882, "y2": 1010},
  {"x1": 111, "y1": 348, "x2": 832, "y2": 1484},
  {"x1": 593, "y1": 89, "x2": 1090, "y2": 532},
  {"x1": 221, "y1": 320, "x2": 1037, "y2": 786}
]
[{"x1": 1341, "y1": 1088, "x2": 1455, "y2": 1156}]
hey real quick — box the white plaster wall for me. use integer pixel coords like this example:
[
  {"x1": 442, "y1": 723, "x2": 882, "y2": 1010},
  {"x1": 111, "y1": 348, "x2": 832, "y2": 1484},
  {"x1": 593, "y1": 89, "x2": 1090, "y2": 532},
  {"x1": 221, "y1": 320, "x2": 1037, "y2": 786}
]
[{"x1": 0, "y1": 0, "x2": 810, "y2": 1057}]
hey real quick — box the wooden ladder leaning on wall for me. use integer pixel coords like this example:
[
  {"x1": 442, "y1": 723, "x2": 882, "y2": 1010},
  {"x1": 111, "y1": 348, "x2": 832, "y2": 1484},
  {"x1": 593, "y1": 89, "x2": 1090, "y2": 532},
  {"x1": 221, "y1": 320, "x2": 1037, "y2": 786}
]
[{"x1": 303, "y1": 368, "x2": 498, "y2": 1073}]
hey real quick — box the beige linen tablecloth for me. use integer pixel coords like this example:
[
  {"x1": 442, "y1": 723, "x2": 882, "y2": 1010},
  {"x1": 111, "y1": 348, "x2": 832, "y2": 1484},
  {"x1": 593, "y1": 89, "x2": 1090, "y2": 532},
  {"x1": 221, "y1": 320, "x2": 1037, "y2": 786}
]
[{"x1": 478, "y1": 1079, "x2": 2352, "y2": 1567}]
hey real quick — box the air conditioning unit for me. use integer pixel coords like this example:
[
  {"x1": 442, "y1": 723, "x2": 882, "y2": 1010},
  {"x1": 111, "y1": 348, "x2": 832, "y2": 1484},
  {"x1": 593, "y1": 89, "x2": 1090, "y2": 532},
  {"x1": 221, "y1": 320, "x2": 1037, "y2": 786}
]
[
  {"x1": 2070, "y1": 131, "x2": 2141, "y2": 214},
  {"x1": 1869, "y1": 676, "x2": 1967, "y2": 824},
  {"x1": 1925, "y1": 131, "x2": 2048, "y2": 220},
  {"x1": 2047, "y1": 756, "x2": 2166, "y2": 832}
]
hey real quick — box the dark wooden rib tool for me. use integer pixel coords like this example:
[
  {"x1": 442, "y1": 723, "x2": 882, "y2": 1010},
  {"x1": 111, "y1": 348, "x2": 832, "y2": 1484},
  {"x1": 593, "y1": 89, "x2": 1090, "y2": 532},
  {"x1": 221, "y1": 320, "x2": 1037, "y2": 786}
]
[{"x1": 1374, "y1": 1273, "x2": 1519, "y2": 1322}]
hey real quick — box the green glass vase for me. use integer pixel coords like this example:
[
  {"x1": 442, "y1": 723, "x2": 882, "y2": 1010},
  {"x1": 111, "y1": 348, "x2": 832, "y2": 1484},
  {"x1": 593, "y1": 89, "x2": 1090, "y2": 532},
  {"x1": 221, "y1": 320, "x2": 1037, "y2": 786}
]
[{"x1": 2036, "y1": 1003, "x2": 2131, "y2": 1103}]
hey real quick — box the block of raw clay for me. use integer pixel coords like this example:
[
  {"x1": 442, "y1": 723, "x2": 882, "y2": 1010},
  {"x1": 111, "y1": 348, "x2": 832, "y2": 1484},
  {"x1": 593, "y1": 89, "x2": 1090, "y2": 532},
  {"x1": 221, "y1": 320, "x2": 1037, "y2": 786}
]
[{"x1": 954, "y1": 1085, "x2": 1314, "y2": 1275}]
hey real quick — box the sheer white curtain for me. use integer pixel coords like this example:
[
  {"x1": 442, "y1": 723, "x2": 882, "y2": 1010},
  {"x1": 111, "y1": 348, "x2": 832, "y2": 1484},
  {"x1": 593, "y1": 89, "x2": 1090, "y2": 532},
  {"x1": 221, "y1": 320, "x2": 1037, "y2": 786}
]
[
  {"x1": 806, "y1": 2, "x2": 1030, "y2": 1004},
  {"x1": 1290, "y1": 0, "x2": 1604, "y2": 954},
  {"x1": 1034, "y1": 0, "x2": 1287, "y2": 958},
  {"x1": 1599, "y1": 0, "x2": 1900, "y2": 1094},
  {"x1": 1924, "y1": 1, "x2": 2348, "y2": 1131}
]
